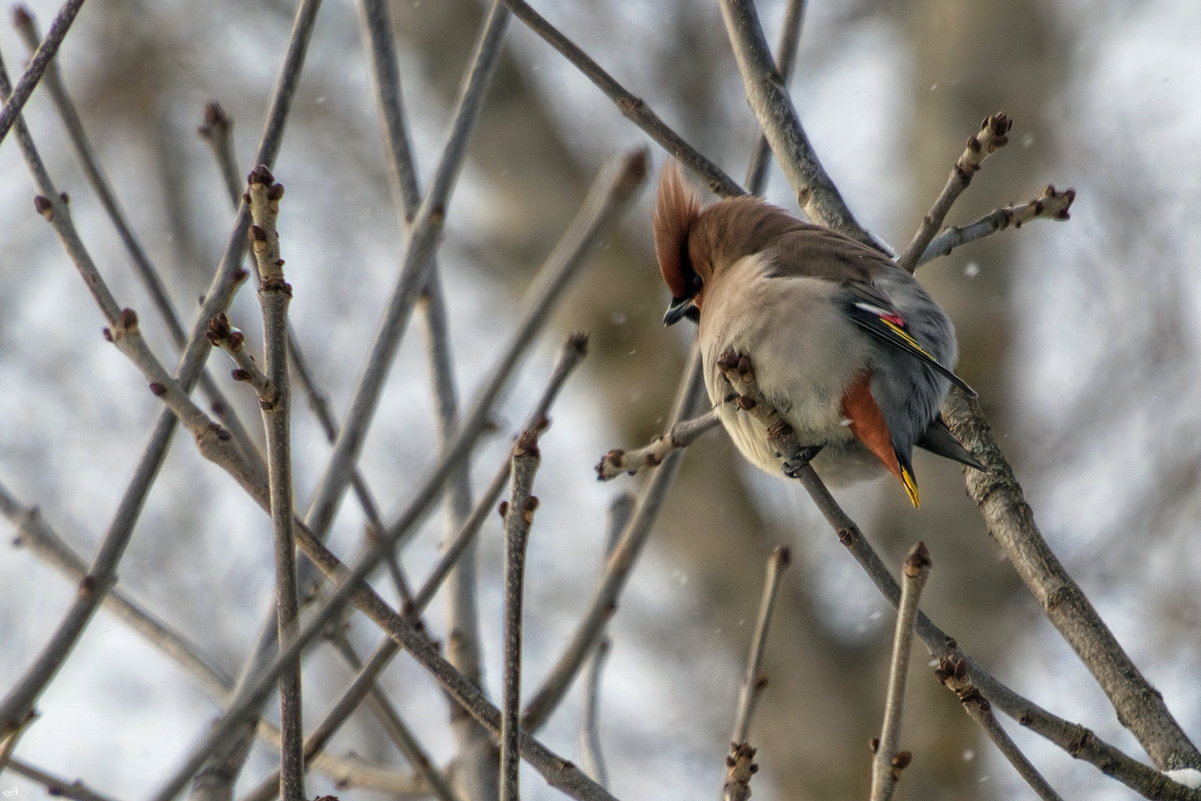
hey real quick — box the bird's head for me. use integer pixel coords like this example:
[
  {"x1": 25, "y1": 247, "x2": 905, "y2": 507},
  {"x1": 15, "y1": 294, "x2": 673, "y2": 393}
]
[
  {"x1": 653, "y1": 162, "x2": 704, "y2": 325},
  {"x1": 653, "y1": 162, "x2": 799, "y2": 326}
]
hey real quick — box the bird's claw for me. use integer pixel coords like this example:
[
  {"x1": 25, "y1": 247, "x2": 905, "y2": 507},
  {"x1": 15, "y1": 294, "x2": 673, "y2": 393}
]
[{"x1": 781, "y1": 445, "x2": 823, "y2": 478}]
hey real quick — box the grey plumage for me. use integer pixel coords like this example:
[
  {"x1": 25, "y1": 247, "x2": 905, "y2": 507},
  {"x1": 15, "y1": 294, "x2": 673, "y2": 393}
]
[{"x1": 653, "y1": 163, "x2": 981, "y2": 506}]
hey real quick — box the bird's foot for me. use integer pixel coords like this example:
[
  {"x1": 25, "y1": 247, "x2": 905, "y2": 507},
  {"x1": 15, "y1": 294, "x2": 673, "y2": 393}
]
[
  {"x1": 781, "y1": 445, "x2": 823, "y2": 479},
  {"x1": 717, "y1": 347, "x2": 757, "y2": 404}
]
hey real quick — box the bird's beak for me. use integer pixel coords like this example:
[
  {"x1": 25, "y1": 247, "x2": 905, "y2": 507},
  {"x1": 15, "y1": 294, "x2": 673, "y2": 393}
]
[{"x1": 663, "y1": 296, "x2": 696, "y2": 326}]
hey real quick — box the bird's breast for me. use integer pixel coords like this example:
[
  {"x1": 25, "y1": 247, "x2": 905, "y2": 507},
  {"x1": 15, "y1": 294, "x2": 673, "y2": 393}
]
[{"x1": 698, "y1": 256, "x2": 882, "y2": 483}]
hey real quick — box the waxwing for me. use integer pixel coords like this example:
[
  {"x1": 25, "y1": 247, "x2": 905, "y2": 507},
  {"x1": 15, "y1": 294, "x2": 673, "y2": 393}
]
[{"x1": 652, "y1": 162, "x2": 984, "y2": 507}]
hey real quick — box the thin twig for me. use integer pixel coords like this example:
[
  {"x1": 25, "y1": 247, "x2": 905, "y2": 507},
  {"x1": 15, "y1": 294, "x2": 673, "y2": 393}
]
[
  {"x1": 5, "y1": 756, "x2": 121, "y2": 801},
  {"x1": 943, "y1": 388, "x2": 1201, "y2": 771},
  {"x1": 522, "y1": 348, "x2": 709, "y2": 732},
  {"x1": 705, "y1": 352, "x2": 1201, "y2": 799},
  {"x1": 13, "y1": 7, "x2": 261, "y2": 463},
  {"x1": 717, "y1": 0, "x2": 873, "y2": 245},
  {"x1": 500, "y1": 431, "x2": 542, "y2": 801},
  {"x1": 207, "y1": 313, "x2": 274, "y2": 403},
  {"x1": 936, "y1": 657, "x2": 1065, "y2": 801},
  {"x1": 896, "y1": 113, "x2": 1013, "y2": 272},
  {"x1": 196, "y1": 99, "x2": 405, "y2": 602},
  {"x1": 355, "y1": 1, "x2": 497, "y2": 789},
  {"x1": 150, "y1": 154, "x2": 644, "y2": 801},
  {"x1": 381, "y1": 150, "x2": 647, "y2": 548},
  {"x1": 744, "y1": 0, "x2": 807, "y2": 194},
  {"x1": 915, "y1": 185, "x2": 1076, "y2": 266},
  {"x1": 303, "y1": 0, "x2": 511, "y2": 543},
  {"x1": 1, "y1": 488, "x2": 233, "y2": 697},
  {"x1": 247, "y1": 164, "x2": 304, "y2": 801},
  {"x1": 0, "y1": 482, "x2": 424, "y2": 795},
  {"x1": 595, "y1": 409, "x2": 721, "y2": 480},
  {"x1": 869, "y1": 543, "x2": 931, "y2": 801},
  {"x1": 578, "y1": 493, "x2": 633, "y2": 787},
  {"x1": 498, "y1": 0, "x2": 743, "y2": 197},
  {"x1": 0, "y1": 0, "x2": 87, "y2": 145},
  {"x1": 730, "y1": 546, "x2": 791, "y2": 746},
  {"x1": 239, "y1": 636, "x2": 463, "y2": 801},
  {"x1": 722, "y1": 742, "x2": 758, "y2": 801},
  {"x1": 198, "y1": 101, "x2": 242, "y2": 205},
  {"x1": 410, "y1": 334, "x2": 590, "y2": 615}
]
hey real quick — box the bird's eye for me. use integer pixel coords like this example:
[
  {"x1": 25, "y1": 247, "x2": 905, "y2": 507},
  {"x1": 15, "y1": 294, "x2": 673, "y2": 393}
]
[{"x1": 689, "y1": 274, "x2": 703, "y2": 294}]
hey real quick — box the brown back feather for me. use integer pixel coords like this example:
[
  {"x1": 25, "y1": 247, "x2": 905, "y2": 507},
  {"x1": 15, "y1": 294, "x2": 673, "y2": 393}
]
[
  {"x1": 692, "y1": 197, "x2": 898, "y2": 285},
  {"x1": 652, "y1": 162, "x2": 702, "y2": 298}
]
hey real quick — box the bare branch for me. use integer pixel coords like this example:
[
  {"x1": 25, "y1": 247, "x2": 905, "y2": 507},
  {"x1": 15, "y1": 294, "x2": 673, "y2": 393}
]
[
  {"x1": 5, "y1": 756, "x2": 120, "y2": 801},
  {"x1": 239, "y1": 637, "x2": 463, "y2": 801},
  {"x1": 356, "y1": 0, "x2": 499, "y2": 782},
  {"x1": 730, "y1": 546, "x2": 791, "y2": 746},
  {"x1": 579, "y1": 494, "x2": 633, "y2": 787},
  {"x1": 595, "y1": 409, "x2": 721, "y2": 480},
  {"x1": 501, "y1": 431, "x2": 542, "y2": 801},
  {"x1": 303, "y1": 0, "x2": 511, "y2": 543},
  {"x1": 197, "y1": 101, "x2": 241, "y2": 205},
  {"x1": 247, "y1": 164, "x2": 304, "y2": 801},
  {"x1": 206, "y1": 313, "x2": 275, "y2": 405},
  {"x1": 869, "y1": 543, "x2": 931, "y2": 801},
  {"x1": 936, "y1": 657, "x2": 1064, "y2": 801},
  {"x1": 896, "y1": 113, "x2": 1013, "y2": 272},
  {"x1": 0, "y1": 0, "x2": 87, "y2": 146},
  {"x1": 943, "y1": 389, "x2": 1201, "y2": 771},
  {"x1": 499, "y1": 0, "x2": 744, "y2": 197},
  {"x1": 522, "y1": 350, "x2": 709, "y2": 731},
  {"x1": 916, "y1": 185, "x2": 1076, "y2": 266},
  {"x1": 744, "y1": 0, "x2": 808, "y2": 194},
  {"x1": 718, "y1": 0, "x2": 874, "y2": 245},
  {"x1": 14, "y1": 9, "x2": 261, "y2": 460},
  {"x1": 723, "y1": 742, "x2": 759, "y2": 801},
  {"x1": 703, "y1": 350, "x2": 1201, "y2": 798}
]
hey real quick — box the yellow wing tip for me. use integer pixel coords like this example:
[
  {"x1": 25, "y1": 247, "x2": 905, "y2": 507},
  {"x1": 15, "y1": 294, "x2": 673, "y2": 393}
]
[{"x1": 901, "y1": 466, "x2": 921, "y2": 509}]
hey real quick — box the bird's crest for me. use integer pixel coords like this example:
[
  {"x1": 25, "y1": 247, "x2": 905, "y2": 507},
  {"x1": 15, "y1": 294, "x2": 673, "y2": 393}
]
[{"x1": 652, "y1": 161, "x2": 702, "y2": 299}]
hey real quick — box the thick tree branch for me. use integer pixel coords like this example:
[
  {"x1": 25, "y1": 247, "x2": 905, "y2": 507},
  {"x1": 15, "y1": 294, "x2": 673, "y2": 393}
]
[
  {"x1": 718, "y1": 0, "x2": 874, "y2": 245},
  {"x1": 943, "y1": 389, "x2": 1201, "y2": 771},
  {"x1": 706, "y1": 351, "x2": 1201, "y2": 799}
]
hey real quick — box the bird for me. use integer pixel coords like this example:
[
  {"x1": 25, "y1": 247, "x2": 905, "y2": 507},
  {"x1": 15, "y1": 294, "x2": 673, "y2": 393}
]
[{"x1": 652, "y1": 162, "x2": 984, "y2": 507}]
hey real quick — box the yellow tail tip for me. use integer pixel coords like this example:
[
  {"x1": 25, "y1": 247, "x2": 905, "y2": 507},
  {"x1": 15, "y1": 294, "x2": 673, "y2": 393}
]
[{"x1": 901, "y1": 466, "x2": 921, "y2": 508}]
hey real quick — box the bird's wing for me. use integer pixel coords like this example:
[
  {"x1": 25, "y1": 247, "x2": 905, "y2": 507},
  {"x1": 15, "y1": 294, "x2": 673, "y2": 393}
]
[
  {"x1": 759, "y1": 223, "x2": 976, "y2": 397},
  {"x1": 841, "y1": 282, "x2": 977, "y2": 397}
]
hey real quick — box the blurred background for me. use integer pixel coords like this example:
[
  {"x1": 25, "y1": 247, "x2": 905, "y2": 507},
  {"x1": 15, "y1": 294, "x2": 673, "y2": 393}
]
[{"x1": 1, "y1": 1, "x2": 1199, "y2": 799}]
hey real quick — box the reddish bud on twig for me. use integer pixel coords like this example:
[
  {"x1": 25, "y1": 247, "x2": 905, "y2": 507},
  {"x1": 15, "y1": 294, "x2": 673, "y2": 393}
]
[
  {"x1": 248, "y1": 164, "x2": 274, "y2": 186},
  {"x1": 33, "y1": 195, "x2": 53, "y2": 220}
]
